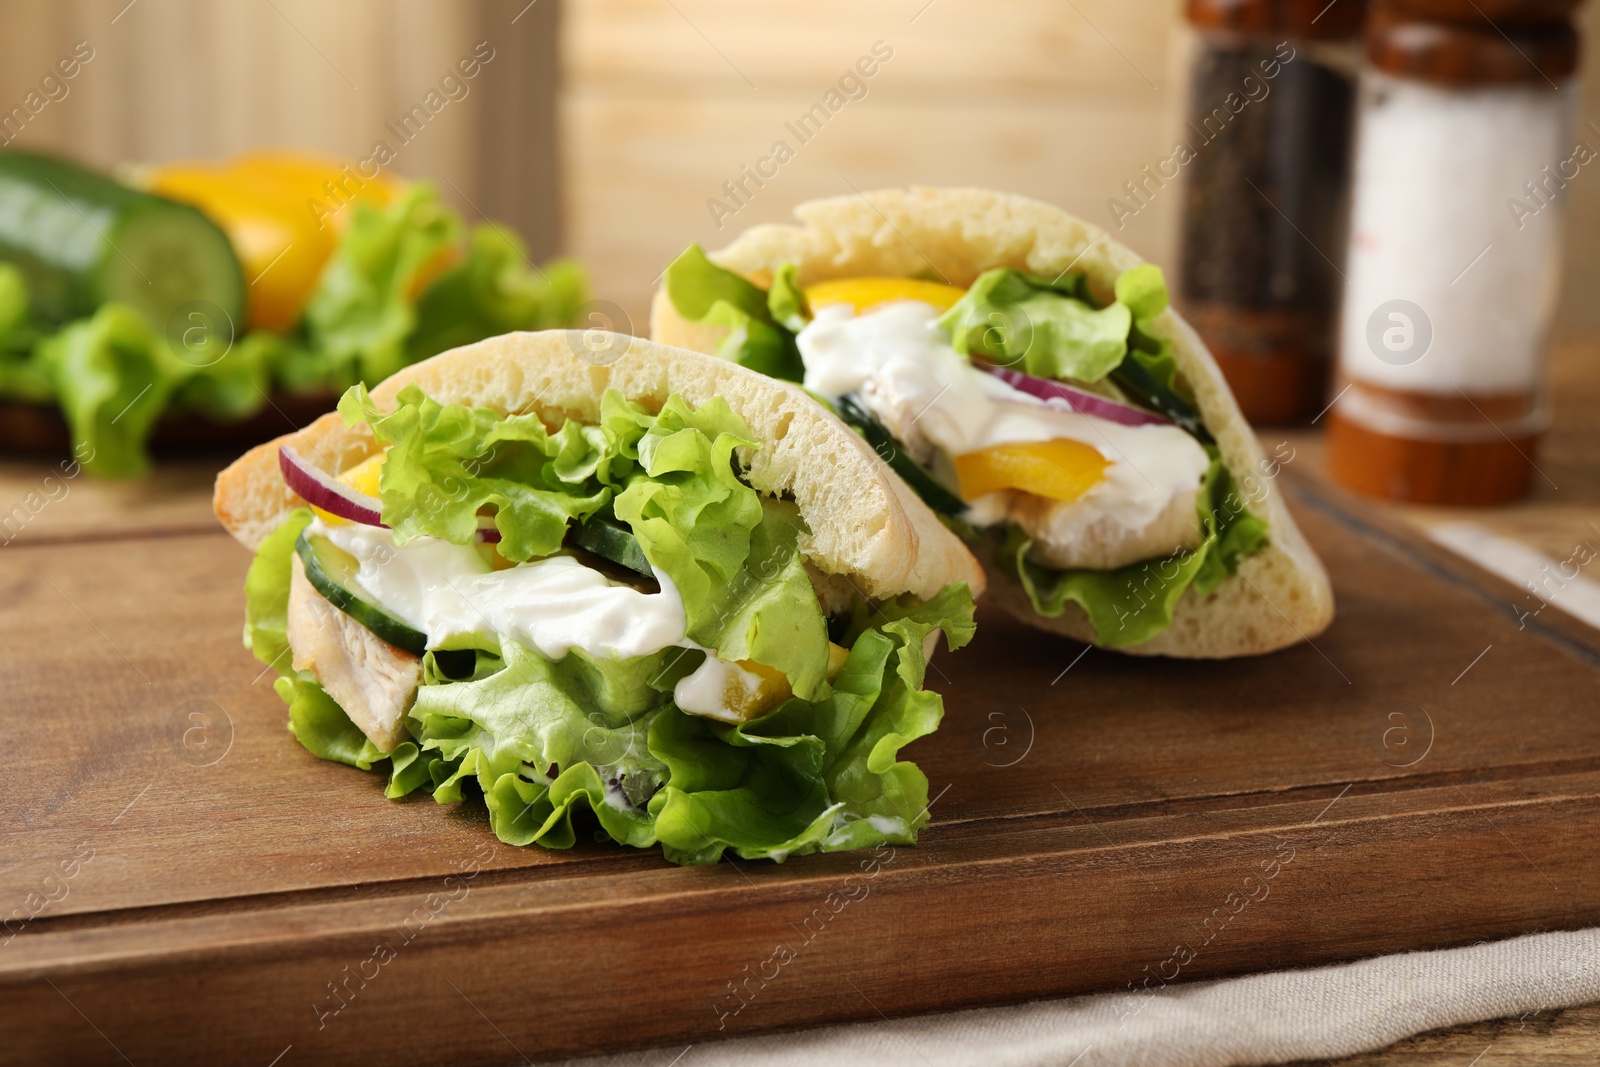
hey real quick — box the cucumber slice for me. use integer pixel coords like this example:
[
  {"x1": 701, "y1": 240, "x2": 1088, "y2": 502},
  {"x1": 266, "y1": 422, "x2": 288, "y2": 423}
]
[
  {"x1": 1110, "y1": 356, "x2": 1213, "y2": 445},
  {"x1": 0, "y1": 151, "x2": 245, "y2": 334},
  {"x1": 294, "y1": 530, "x2": 428, "y2": 657},
  {"x1": 569, "y1": 514, "x2": 652, "y2": 577},
  {"x1": 835, "y1": 394, "x2": 967, "y2": 517}
]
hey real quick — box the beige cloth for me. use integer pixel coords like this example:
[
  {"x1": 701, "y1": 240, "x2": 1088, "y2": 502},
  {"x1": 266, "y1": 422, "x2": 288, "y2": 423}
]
[{"x1": 552, "y1": 927, "x2": 1600, "y2": 1067}]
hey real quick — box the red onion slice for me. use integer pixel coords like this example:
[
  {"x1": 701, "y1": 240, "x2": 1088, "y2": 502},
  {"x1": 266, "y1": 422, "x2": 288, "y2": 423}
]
[
  {"x1": 278, "y1": 445, "x2": 386, "y2": 527},
  {"x1": 279, "y1": 445, "x2": 507, "y2": 542},
  {"x1": 978, "y1": 363, "x2": 1172, "y2": 428}
]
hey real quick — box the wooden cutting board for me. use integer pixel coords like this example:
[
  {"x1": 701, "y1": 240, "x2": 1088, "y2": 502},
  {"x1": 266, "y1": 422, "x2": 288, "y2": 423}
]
[{"x1": 3, "y1": 473, "x2": 1598, "y2": 1067}]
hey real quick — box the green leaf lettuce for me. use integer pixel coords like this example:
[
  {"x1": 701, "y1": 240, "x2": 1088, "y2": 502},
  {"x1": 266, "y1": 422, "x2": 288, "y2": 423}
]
[
  {"x1": 0, "y1": 184, "x2": 587, "y2": 478},
  {"x1": 1000, "y1": 449, "x2": 1269, "y2": 647},
  {"x1": 245, "y1": 387, "x2": 978, "y2": 866},
  {"x1": 660, "y1": 244, "x2": 804, "y2": 382}
]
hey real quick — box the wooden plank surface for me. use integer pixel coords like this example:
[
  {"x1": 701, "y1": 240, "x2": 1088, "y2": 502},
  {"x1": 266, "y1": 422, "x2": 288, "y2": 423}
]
[{"x1": 4, "y1": 467, "x2": 1600, "y2": 1065}]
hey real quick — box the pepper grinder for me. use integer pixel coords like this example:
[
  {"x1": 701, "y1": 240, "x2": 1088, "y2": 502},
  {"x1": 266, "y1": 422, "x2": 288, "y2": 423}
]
[{"x1": 1177, "y1": 0, "x2": 1365, "y2": 425}]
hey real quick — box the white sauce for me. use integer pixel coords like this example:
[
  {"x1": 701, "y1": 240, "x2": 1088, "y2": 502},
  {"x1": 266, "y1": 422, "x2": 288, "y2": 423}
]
[
  {"x1": 312, "y1": 520, "x2": 780, "y2": 724},
  {"x1": 318, "y1": 520, "x2": 686, "y2": 661},
  {"x1": 797, "y1": 302, "x2": 1210, "y2": 543},
  {"x1": 672, "y1": 649, "x2": 766, "y2": 724},
  {"x1": 822, "y1": 810, "x2": 907, "y2": 849}
]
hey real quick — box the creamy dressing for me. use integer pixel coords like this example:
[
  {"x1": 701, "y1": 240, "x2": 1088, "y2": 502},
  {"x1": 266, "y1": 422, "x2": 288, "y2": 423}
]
[
  {"x1": 822, "y1": 811, "x2": 908, "y2": 850},
  {"x1": 318, "y1": 520, "x2": 687, "y2": 661},
  {"x1": 797, "y1": 301, "x2": 1211, "y2": 555},
  {"x1": 672, "y1": 649, "x2": 767, "y2": 724},
  {"x1": 312, "y1": 520, "x2": 787, "y2": 724}
]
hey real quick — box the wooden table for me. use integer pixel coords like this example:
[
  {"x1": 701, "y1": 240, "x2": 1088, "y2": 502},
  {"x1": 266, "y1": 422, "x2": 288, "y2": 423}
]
[{"x1": 3, "y1": 343, "x2": 1599, "y2": 1065}]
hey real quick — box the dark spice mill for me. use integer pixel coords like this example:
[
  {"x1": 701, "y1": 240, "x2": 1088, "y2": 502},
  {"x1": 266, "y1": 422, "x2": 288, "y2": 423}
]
[{"x1": 1177, "y1": 0, "x2": 1366, "y2": 425}]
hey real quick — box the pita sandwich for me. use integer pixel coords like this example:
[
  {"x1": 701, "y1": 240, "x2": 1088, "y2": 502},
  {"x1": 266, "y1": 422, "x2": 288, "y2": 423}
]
[
  {"x1": 214, "y1": 330, "x2": 983, "y2": 865},
  {"x1": 651, "y1": 187, "x2": 1333, "y2": 658}
]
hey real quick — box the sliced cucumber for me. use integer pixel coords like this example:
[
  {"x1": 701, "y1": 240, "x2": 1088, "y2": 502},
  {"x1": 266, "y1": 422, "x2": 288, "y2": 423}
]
[
  {"x1": 569, "y1": 514, "x2": 652, "y2": 577},
  {"x1": 295, "y1": 530, "x2": 428, "y2": 657},
  {"x1": 836, "y1": 394, "x2": 967, "y2": 518},
  {"x1": 1110, "y1": 352, "x2": 1213, "y2": 445},
  {"x1": 0, "y1": 151, "x2": 245, "y2": 331}
]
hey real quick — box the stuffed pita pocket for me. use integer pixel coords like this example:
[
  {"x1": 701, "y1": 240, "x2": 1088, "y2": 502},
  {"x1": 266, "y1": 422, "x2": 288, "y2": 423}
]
[
  {"x1": 214, "y1": 330, "x2": 982, "y2": 865},
  {"x1": 651, "y1": 187, "x2": 1332, "y2": 658}
]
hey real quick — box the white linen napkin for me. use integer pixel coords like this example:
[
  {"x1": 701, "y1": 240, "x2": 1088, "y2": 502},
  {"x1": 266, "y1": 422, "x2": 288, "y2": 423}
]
[{"x1": 549, "y1": 926, "x2": 1600, "y2": 1067}]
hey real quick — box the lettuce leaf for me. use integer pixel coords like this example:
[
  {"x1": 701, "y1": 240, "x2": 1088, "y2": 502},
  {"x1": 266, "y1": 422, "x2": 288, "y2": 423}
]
[
  {"x1": 241, "y1": 505, "x2": 391, "y2": 769},
  {"x1": 938, "y1": 268, "x2": 1133, "y2": 383},
  {"x1": 386, "y1": 579, "x2": 975, "y2": 865},
  {"x1": 36, "y1": 305, "x2": 181, "y2": 478},
  {"x1": 1000, "y1": 450, "x2": 1269, "y2": 646},
  {"x1": 244, "y1": 385, "x2": 977, "y2": 866},
  {"x1": 27, "y1": 301, "x2": 279, "y2": 476},
  {"x1": 168, "y1": 330, "x2": 275, "y2": 422},
  {"x1": 278, "y1": 673, "x2": 389, "y2": 770},
  {"x1": 0, "y1": 184, "x2": 587, "y2": 479},
  {"x1": 661, "y1": 244, "x2": 803, "y2": 382},
  {"x1": 662, "y1": 243, "x2": 769, "y2": 322},
  {"x1": 0, "y1": 264, "x2": 46, "y2": 400},
  {"x1": 609, "y1": 393, "x2": 762, "y2": 613},
  {"x1": 243, "y1": 506, "x2": 313, "y2": 673},
  {"x1": 406, "y1": 638, "x2": 669, "y2": 849},
  {"x1": 610, "y1": 395, "x2": 831, "y2": 699},
  {"x1": 1113, "y1": 262, "x2": 1170, "y2": 321},
  {"x1": 687, "y1": 501, "x2": 831, "y2": 701},
  {"x1": 650, "y1": 580, "x2": 975, "y2": 863},
  {"x1": 407, "y1": 225, "x2": 588, "y2": 359},
  {"x1": 301, "y1": 182, "x2": 462, "y2": 388},
  {"x1": 339, "y1": 382, "x2": 612, "y2": 561},
  {"x1": 766, "y1": 262, "x2": 809, "y2": 332}
]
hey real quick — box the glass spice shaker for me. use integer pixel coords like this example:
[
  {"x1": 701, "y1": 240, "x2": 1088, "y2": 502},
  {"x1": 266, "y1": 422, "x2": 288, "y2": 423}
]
[
  {"x1": 1327, "y1": 0, "x2": 1581, "y2": 505},
  {"x1": 1177, "y1": 0, "x2": 1365, "y2": 425}
]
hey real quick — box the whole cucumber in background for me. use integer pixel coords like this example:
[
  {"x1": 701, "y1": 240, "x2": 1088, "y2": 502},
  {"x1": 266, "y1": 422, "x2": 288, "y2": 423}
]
[{"x1": 0, "y1": 150, "x2": 244, "y2": 333}]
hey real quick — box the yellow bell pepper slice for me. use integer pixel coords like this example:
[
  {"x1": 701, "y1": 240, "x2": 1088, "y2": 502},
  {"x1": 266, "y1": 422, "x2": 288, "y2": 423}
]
[
  {"x1": 311, "y1": 451, "x2": 386, "y2": 527},
  {"x1": 228, "y1": 151, "x2": 396, "y2": 236},
  {"x1": 147, "y1": 152, "x2": 398, "y2": 332},
  {"x1": 804, "y1": 277, "x2": 968, "y2": 316},
  {"x1": 954, "y1": 439, "x2": 1110, "y2": 504},
  {"x1": 718, "y1": 643, "x2": 853, "y2": 722}
]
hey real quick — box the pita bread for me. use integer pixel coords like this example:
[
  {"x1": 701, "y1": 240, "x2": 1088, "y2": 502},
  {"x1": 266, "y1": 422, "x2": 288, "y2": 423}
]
[
  {"x1": 650, "y1": 187, "x2": 1333, "y2": 658},
  {"x1": 214, "y1": 329, "x2": 984, "y2": 605}
]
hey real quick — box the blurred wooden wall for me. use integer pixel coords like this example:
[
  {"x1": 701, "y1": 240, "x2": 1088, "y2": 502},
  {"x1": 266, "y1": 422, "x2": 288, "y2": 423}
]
[
  {"x1": 0, "y1": 0, "x2": 561, "y2": 259},
  {"x1": 1, "y1": 0, "x2": 1596, "y2": 339},
  {"x1": 564, "y1": 0, "x2": 1600, "y2": 339}
]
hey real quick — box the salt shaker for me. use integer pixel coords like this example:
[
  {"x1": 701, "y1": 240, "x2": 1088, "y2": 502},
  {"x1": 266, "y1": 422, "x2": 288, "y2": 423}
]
[
  {"x1": 1177, "y1": 0, "x2": 1364, "y2": 425},
  {"x1": 1327, "y1": 0, "x2": 1581, "y2": 504}
]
